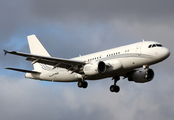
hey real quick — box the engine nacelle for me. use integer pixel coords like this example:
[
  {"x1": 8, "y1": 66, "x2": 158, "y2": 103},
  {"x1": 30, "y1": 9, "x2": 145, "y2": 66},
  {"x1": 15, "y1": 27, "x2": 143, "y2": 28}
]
[
  {"x1": 129, "y1": 69, "x2": 154, "y2": 83},
  {"x1": 105, "y1": 59, "x2": 122, "y2": 71},
  {"x1": 83, "y1": 61, "x2": 106, "y2": 75}
]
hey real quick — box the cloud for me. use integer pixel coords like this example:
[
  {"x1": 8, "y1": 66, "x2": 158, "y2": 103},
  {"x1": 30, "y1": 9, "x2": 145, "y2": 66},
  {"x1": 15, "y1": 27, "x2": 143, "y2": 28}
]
[
  {"x1": 30, "y1": 0, "x2": 174, "y2": 23},
  {"x1": 0, "y1": 73, "x2": 174, "y2": 120}
]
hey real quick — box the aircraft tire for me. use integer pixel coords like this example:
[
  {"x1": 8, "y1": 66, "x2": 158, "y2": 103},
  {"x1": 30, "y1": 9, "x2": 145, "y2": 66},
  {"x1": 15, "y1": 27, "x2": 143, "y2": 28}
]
[
  {"x1": 78, "y1": 81, "x2": 88, "y2": 88},
  {"x1": 82, "y1": 81, "x2": 88, "y2": 88},
  {"x1": 110, "y1": 85, "x2": 120, "y2": 93},
  {"x1": 110, "y1": 85, "x2": 115, "y2": 92},
  {"x1": 78, "y1": 81, "x2": 83, "y2": 88},
  {"x1": 114, "y1": 85, "x2": 120, "y2": 93}
]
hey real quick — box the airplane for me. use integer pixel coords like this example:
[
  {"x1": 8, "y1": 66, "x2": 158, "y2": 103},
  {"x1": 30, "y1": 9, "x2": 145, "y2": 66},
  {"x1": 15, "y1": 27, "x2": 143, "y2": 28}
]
[{"x1": 4, "y1": 35, "x2": 170, "y2": 93}]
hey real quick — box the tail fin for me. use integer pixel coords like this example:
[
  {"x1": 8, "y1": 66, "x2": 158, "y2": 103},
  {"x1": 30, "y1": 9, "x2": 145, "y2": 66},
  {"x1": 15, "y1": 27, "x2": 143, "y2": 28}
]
[
  {"x1": 27, "y1": 35, "x2": 51, "y2": 71},
  {"x1": 27, "y1": 35, "x2": 50, "y2": 57}
]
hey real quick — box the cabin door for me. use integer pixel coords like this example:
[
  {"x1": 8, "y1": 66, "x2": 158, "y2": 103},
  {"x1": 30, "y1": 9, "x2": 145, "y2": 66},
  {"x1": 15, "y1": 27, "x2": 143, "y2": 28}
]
[{"x1": 136, "y1": 42, "x2": 143, "y2": 55}]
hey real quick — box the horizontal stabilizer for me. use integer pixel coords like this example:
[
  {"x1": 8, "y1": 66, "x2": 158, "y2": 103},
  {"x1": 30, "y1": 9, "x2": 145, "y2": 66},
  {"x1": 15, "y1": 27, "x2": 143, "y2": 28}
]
[
  {"x1": 3, "y1": 49, "x2": 9, "y2": 55},
  {"x1": 4, "y1": 67, "x2": 41, "y2": 74}
]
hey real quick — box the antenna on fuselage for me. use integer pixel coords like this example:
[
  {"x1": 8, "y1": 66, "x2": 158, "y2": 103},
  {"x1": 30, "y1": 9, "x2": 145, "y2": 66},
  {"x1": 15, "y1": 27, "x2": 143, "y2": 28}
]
[{"x1": 142, "y1": 39, "x2": 145, "y2": 42}]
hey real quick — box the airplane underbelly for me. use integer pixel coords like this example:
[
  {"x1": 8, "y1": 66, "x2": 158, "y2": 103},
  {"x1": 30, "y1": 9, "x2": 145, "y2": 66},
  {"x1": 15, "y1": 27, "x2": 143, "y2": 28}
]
[{"x1": 54, "y1": 71, "x2": 81, "y2": 82}]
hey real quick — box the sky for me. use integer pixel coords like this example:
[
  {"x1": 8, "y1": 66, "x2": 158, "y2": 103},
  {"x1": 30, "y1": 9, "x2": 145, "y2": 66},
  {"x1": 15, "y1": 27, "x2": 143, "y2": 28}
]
[{"x1": 0, "y1": 0, "x2": 174, "y2": 120}]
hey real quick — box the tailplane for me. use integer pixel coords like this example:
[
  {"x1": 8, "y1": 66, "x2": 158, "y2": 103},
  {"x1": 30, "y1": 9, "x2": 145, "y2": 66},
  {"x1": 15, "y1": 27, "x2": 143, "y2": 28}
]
[{"x1": 27, "y1": 35, "x2": 51, "y2": 71}]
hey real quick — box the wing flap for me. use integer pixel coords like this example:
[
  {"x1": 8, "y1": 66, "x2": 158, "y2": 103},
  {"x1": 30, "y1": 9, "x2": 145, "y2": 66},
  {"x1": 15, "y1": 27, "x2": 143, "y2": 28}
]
[{"x1": 5, "y1": 67, "x2": 41, "y2": 74}]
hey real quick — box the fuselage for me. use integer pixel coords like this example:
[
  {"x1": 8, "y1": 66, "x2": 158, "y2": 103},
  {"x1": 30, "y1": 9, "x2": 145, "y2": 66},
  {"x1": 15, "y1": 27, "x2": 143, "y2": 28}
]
[{"x1": 25, "y1": 41, "x2": 170, "y2": 82}]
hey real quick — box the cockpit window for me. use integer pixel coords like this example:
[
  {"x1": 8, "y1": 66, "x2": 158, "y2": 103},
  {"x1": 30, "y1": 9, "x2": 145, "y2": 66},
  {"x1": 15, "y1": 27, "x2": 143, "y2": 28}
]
[
  {"x1": 156, "y1": 44, "x2": 162, "y2": 47},
  {"x1": 152, "y1": 44, "x2": 156, "y2": 47},
  {"x1": 148, "y1": 44, "x2": 163, "y2": 48}
]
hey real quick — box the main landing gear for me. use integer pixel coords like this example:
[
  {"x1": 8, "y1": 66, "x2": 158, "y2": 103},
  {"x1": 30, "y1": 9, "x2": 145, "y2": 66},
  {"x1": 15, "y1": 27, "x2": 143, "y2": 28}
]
[
  {"x1": 110, "y1": 76, "x2": 120, "y2": 93},
  {"x1": 77, "y1": 75, "x2": 88, "y2": 89},
  {"x1": 77, "y1": 75, "x2": 121, "y2": 93},
  {"x1": 78, "y1": 81, "x2": 88, "y2": 88}
]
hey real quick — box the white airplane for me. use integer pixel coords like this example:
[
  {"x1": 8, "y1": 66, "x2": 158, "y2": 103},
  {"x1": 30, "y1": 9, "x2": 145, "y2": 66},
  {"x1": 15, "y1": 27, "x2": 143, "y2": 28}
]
[{"x1": 4, "y1": 35, "x2": 170, "y2": 93}]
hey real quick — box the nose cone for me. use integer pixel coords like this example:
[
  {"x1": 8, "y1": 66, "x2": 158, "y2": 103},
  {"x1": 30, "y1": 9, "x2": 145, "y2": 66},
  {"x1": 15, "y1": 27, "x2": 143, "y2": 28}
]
[{"x1": 162, "y1": 47, "x2": 170, "y2": 60}]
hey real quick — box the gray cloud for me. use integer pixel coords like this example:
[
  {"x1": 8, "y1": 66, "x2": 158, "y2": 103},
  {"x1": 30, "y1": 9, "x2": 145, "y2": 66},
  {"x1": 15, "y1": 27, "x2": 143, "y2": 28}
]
[
  {"x1": 30, "y1": 0, "x2": 174, "y2": 23},
  {"x1": 0, "y1": 74, "x2": 174, "y2": 120}
]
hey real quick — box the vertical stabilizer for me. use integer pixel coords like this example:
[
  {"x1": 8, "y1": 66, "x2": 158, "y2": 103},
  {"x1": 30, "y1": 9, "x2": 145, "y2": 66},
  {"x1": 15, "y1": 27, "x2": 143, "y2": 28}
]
[
  {"x1": 27, "y1": 35, "x2": 51, "y2": 71},
  {"x1": 27, "y1": 35, "x2": 50, "y2": 57}
]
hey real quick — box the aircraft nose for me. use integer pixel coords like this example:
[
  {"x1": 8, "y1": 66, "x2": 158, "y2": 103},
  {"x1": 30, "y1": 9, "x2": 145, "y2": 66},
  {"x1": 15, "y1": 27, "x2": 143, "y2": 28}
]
[{"x1": 162, "y1": 47, "x2": 170, "y2": 60}]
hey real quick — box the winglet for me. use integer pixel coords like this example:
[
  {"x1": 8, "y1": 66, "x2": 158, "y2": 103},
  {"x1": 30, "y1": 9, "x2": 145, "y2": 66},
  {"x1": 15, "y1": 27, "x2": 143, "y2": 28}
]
[{"x1": 3, "y1": 50, "x2": 8, "y2": 56}]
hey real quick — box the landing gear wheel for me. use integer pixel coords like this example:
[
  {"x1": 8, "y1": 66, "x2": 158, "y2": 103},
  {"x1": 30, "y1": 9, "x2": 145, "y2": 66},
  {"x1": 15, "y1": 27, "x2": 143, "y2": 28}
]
[
  {"x1": 82, "y1": 81, "x2": 88, "y2": 88},
  {"x1": 77, "y1": 81, "x2": 88, "y2": 89},
  {"x1": 78, "y1": 81, "x2": 83, "y2": 88},
  {"x1": 110, "y1": 85, "x2": 115, "y2": 92},
  {"x1": 110, "y1": 85, "x2": 120, "y2": 93},
  {"x1": 114, "y1": 85, "x2": 120, "y2": 93}
]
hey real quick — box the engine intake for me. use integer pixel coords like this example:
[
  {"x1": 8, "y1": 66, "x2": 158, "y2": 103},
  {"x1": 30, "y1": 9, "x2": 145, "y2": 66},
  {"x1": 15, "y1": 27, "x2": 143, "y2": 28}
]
[{"x1": 98, "y1": 61, "x2": 106, "y2": 73}]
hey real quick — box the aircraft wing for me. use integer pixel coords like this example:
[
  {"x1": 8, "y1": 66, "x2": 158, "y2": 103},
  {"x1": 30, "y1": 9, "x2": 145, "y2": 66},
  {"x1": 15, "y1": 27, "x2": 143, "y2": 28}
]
[{"x1": 4, "y1": 50, "x2": 86, "y2": 73}]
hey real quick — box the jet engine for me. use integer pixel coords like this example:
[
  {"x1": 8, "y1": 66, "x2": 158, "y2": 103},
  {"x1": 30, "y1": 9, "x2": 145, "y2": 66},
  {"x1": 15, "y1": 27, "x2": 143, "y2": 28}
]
[
  {"x1": 129, "y1": 69, "x2": 154, "y2": 83},
  {"x1": 83, "y1": 61, "x2": 106, "y2": 75}
]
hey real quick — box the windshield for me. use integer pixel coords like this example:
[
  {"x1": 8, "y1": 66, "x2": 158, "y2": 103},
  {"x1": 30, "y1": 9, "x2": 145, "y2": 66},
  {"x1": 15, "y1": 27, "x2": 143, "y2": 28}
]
[{"x1": 148, "y1": 44, "x2": 163, "y2": 48}]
